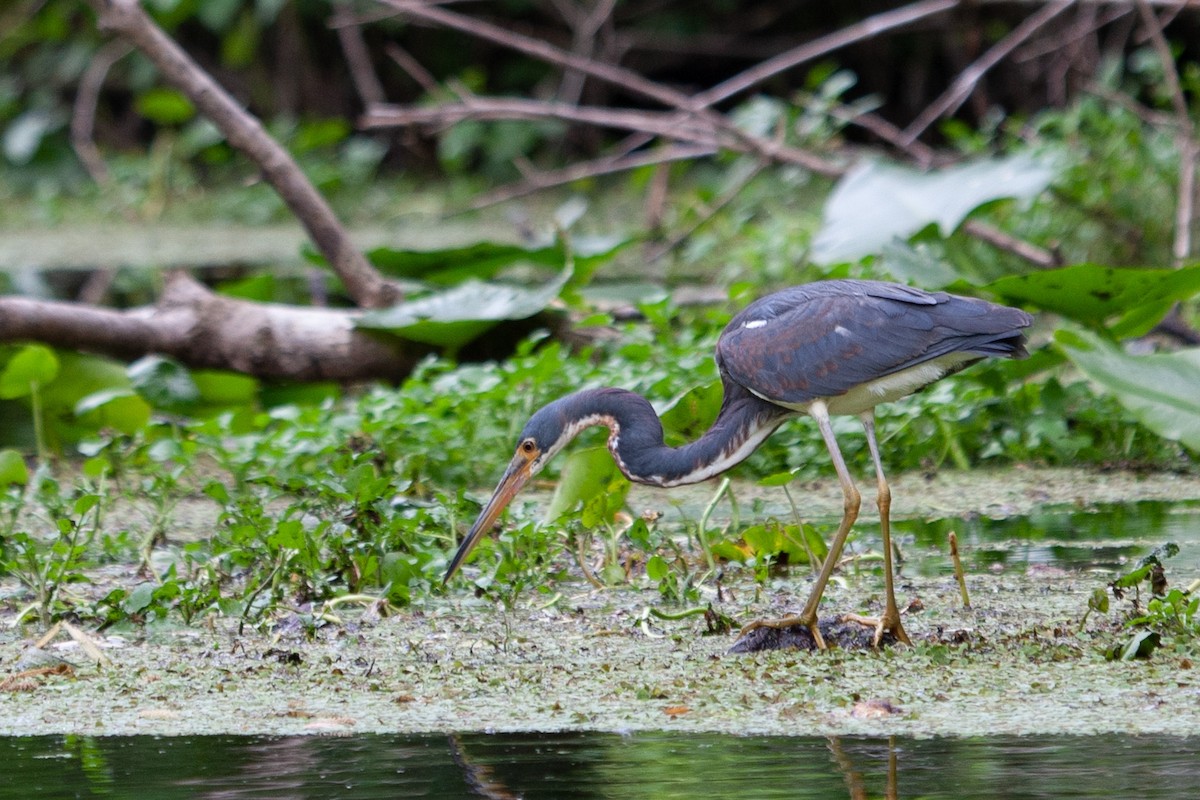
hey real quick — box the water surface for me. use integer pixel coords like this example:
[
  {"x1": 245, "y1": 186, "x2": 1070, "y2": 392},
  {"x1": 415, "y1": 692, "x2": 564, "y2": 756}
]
[{"x1": 4, "y1": 732, "x2": 1198, "y2": 799}]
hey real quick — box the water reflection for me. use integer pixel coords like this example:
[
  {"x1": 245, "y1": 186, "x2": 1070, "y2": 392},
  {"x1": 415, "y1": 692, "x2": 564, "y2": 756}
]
[
  {"x1": 888, "y1": 501, "x2": 1200, "y2": 575},
  {"x1": 4, "y1": 732, "x2": 1198, "y2": 799}
]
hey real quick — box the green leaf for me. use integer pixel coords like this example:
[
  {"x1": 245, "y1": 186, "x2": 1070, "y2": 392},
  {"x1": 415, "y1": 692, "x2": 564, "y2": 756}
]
[
  {"x1": 1120, "y1": 629, "x2": 1161, "y2": 661},
  {"x1": 128, "y1": 355, "x2": 202, "y2": 410},
  {"x1": 758, "y1": 471, "x2": 796, "y2": 488},
  {"x1": 812, "y1": 151, "x2": 1058, "y2": 264},
  {"x1": 192, "y1": 371, "x2": 260, "y2": 406},
  {"x1": 545, "y1": 446, "x2": 624, "y2": 523},
  {"x1": 646, "y1": 554, "x2": 670, "y2": 581},
  {"x1": 0, "y1": 449, "x2": 28, "y2": 485},
  {"x1": 124, "y1": 583, "x2": 157, "y2": 615},
  {"x1": 268, "y1": 519, "x2": 305, "y2": 551},
  {"x1": 1057, "y1": 329, "x2": 1200, "y2": 452},
  {"x1": 135, "y1": 88, "x2": 196, "y2": 126},
  {"x1": 0, "y1": 345, "x2": 59, "y2": 399},
  {"x1": 989, "y1": 264, "x2": 1200, "y2": 334},
  {"x1": 357, "y1": 271, "x2": 572, "y2": 349},
  {"x1": 742, "y1": 524, "x2": 783, "y2": 557},
  {"x1": 73, "y1": 389, "x2": 153, "y2": 434},
  {"x1": 367, "y1": 236, "x2": 627, "y2": 286},
  {"x1": 658, "y1": 381, "x2": 723, "y2": 445}
]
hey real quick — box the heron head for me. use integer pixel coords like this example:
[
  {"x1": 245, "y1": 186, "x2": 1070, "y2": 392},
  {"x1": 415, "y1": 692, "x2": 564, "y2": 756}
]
[{"x1": 443, "y1": 396, "x2": 588, "y2": 582}]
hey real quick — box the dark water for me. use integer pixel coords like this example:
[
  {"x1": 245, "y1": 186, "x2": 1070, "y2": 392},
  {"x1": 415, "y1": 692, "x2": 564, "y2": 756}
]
[
  {"x1": 3, "y1": 732, "x2": 1198, "y2": 799},
  {"x1": 891, "y1": 501, "x2": 1200, "y2": 575}
]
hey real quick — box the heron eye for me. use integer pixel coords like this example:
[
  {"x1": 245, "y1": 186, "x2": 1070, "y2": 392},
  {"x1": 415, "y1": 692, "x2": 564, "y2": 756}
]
[{"x1": 520, "y1": 439, "x2": 536, "y2": 455}]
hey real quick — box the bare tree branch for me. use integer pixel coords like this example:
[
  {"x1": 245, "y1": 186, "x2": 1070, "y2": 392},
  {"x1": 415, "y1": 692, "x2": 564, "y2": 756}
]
[
  {"x1": 693, "y1": 0, "x2": 961, "y2": 108},
  {"x1": 0, "y1": 273, "x2": 420, "y2": 381},
  {"x1": 364, "y1": 97, "x2": 720, "y2": 144},
  {"x1": 333, "y1": 5, "x2": 387, "y2": 107},
  {"x1": 377, "y1": 0, "x2": 843, "y2": 176},
  {"x1": 71, "y1": 39, "x2": 131, "y2": 187},
  {"x1": 85, "y1": 0, "x2": 403, "y2": 308},
  {"x1": 961, "y1": 220, "x2": 1062, "y2": 268},
  {"x1": 901, "y1": 0, "x2": 1076, "y2": 145},
  {"x1": 384, "y1": 42, "x2": 441, "y2": 94}
]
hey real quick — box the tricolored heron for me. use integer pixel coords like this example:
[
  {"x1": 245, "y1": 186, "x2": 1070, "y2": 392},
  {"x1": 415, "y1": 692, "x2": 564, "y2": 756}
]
[{"x1": 445, "y1": 279, "x2": 1032, "y2": 648}]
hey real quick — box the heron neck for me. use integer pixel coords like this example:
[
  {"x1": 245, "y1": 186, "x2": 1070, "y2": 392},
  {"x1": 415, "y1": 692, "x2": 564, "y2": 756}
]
[{"x1": 561, "y1": 385, "x2": 790, "y2": 488}]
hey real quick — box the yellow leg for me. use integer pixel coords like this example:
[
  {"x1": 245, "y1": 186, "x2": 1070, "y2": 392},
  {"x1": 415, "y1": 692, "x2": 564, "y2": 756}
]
[
  {"x1": 739, "y1": 400, "x2": 860, "y2": 650},
  {"x1": 841, "y1": 412, "x2": 911, "y2": 646}
]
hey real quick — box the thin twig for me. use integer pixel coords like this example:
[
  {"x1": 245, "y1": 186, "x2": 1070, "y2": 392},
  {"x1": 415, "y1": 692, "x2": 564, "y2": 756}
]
[
  {"x1": 693, "y1": 0, "x2": 960, "y2": 108},
  {"x1": 377, "y1": 0, "x2": 843, "y2": 176},
  {"x1": 552, "y1": 0, "x2": 618, "y2": 106},
  {"x1": 961, "y1": 220, "x2": 1062, "y2": 268},
  {"x1": 383, "y1": 42, "x2": 441, "y2": 94},
  {"x1": 1136, "y1": 0, "x2": 1196, "y2": 265},
  {"x1": 466, "y1": 144, "x2": 717, "y2": 210},
  {"x1": 830, "y1": 106, "x2": 938, "y2": 167},
  {"x1": 364, "y1": 97, "x2": 719, "y2": 143},
  {"x1": 901, "y1": 0, "x2": 1075, "y2": 145},
  {"x1": 71, "y1": 39, "x2": 132, "y2": 186},
  {"x1": 333, "y1": 5, "x2": 387, "y2": 107}
]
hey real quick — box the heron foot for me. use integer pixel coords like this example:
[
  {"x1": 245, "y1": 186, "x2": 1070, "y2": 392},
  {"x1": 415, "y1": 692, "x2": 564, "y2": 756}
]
[{"x1": 840, "y1": 611, "x2": 912, "y2": 647}]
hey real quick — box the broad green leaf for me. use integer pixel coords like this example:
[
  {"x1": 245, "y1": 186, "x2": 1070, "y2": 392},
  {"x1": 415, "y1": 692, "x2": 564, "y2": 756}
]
[
  {"x1": 0, "y1": 449, "x2": 28, "y2": 485},
  {"x1": 989, "y1": 264, "x2": 1200, "y2": 335},
  {"x1": 73, "y1": 389, "x2": 153, "y2": 434},
  {"x1": 646, "y1": 554, "x2": 670, "y2": 581},
  {"x1": 658, "y1": 381, "x2": 723, "y2": 445},
  {"x1": 0, "y1": 345, "x2": 59, "y2": 399},
  {"x1": 1057, "y1": 329, "x2": 1200, "y2": 451},
  {"x1": 357, "y1": 271, "x2": 572, "y2": 349},
  {"x1": 128, "y1": 355, "x2": 202, "y2": 410},
  {"x1": 545, "y1": 446, "x2": 624, "y2": 522},
  {"x1": 812, "y1": 151, "x2": 1058, "y2": 264},
  {"x1": 367, "y1": 236, "x2": 627, "y2": 286},
  {"x1": 743, "y1": 524, "x2": 783, "y2": 556},
  {"x1": 124, "y1": 583, "x2": 157, "y2": 614},
  {"x1": 758, "y1": 470, "x2": 796, "y2": 487}
]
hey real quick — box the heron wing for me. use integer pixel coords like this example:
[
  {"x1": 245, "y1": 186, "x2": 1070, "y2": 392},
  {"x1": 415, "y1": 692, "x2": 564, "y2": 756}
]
[{"x1": 716, "y1": 280, "x2": 1031, "y2": 406}]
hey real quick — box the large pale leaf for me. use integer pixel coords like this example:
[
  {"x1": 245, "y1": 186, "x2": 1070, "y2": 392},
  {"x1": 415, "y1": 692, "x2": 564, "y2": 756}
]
[
  {"x1": 1057, "y1": 329, "x2": 1200, "y2": 452},
  {"x1": 989, "y1": 264, "x2": 1200, "y2": 336},
  {"x1": 358, "y1": 270, "x2": 571, "y2": 349},
  {"x1": 812, "y1": 151, "x2": 1058, "y2": 264}
]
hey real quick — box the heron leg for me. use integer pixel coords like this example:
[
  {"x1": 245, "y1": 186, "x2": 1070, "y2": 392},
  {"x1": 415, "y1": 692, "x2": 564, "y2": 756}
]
[
  {"x1": 739, "y1": 401, "x2": 860, "y2": 650},
  {"x1": 841, "y1": 412, "x2": 912, "y2": 646}
]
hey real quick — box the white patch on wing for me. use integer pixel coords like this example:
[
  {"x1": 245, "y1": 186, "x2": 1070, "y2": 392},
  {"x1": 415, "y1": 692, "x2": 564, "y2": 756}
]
[
  {"x1": 833, "y1": 325, "x2": 851, "y2": 336},
  {"x1": 743, "y1": 319, "x2": 768, "y2": 329}
]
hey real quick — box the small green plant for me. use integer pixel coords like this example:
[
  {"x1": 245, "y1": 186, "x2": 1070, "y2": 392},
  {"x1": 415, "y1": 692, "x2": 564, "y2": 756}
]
[
  {"x1": 1098, "y1": 543, "x2": 1198, "y2": 660},
  {"x1": 2, "y1": 467, "x2": 107, "y2": 627}
]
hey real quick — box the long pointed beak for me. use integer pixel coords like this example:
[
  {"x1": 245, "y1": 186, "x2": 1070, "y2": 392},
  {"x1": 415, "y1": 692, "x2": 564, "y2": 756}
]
[{"x1": 444, "y1": 455, "x2": 534, "y2": 582}]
